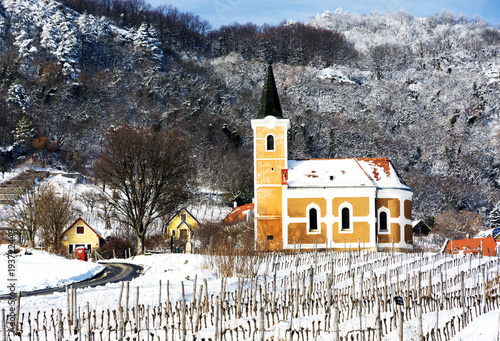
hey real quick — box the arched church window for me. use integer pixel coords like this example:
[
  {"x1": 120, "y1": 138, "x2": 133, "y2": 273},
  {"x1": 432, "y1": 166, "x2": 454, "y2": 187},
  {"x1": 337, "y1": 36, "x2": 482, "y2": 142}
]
[
  {"x1": 309, "y1": 208, "x2": 318, "y2": 231},
  {"x1": 379, "y1": 211, "x2": 388, "y2": 232},
  {"x1": 341, "y1": 207, "x2": 350, "y2": 230},
  {"x1": 266, "y1": 135, "x2": 275, "y2": 151}
]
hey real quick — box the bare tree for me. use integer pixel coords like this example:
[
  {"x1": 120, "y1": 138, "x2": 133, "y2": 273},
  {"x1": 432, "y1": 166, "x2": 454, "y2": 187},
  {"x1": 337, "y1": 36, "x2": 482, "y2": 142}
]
[
  {"x1": 433, "y1": 208, "x2": 484, "y2": 241},
  {"x1": 37, "y1": 183, "x2": 75, "y2": 253},
  {"x1": 93, "y1": 125, "x2": 195, "y2": 255},
  {"x1": 6, "y1": 180, "x2": 42, "y2": 248}
]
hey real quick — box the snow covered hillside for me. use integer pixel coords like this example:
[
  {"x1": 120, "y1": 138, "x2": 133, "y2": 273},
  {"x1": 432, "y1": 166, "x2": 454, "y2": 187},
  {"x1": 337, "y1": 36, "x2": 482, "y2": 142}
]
[{"x1": 0, "y1": 0, "x2": 499, "y2": 225}]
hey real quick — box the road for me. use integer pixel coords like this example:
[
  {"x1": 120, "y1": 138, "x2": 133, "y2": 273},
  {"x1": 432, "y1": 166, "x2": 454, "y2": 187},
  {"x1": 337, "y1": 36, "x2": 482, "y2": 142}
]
[{"x1": 0, "y1": 262, "x2": 144, "y2": 299}]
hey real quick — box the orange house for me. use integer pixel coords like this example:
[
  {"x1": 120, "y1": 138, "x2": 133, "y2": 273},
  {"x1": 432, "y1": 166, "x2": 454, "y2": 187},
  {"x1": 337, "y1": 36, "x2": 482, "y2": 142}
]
[
  {"x1": 252, "y1": 62, "x2": 413, "y2": 251},
  {"x1": 443, "y1": 237, "x2": 497, "y2": 257}
]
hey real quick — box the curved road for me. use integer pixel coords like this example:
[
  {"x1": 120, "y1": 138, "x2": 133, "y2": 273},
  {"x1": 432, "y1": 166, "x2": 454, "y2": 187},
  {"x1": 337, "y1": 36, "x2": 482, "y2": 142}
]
[{"x1": 0, "y1": 262, "x2": 144, "y2": 299}]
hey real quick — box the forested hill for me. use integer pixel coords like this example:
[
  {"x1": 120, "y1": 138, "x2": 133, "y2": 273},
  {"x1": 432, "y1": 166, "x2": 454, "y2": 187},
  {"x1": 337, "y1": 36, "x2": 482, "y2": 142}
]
[{"x1": 0, "y1": 0, "x2": 499, "y2": 224}]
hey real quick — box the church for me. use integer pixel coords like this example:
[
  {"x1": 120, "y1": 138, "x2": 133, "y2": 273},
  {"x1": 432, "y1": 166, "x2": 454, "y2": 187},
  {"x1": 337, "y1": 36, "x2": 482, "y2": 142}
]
[{"x1": 251, "y1": 63, "x2": 413, "y2": 251}]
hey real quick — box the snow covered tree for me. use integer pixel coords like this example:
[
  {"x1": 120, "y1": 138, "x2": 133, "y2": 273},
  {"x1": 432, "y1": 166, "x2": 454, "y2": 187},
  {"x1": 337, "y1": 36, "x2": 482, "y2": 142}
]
[
  {"x1": 489, "y1": 202, "x2": 500, "y2": 228},
  {"x1": 13, "y1": 117, "x2": 34, "y2": 151}
]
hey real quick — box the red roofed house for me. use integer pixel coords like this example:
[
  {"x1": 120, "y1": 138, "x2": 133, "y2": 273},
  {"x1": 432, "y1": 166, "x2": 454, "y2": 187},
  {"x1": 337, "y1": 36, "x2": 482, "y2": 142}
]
[
  {"x1": 252, "y1": 62, "x2": 413, "y2": 251},
  {"x1": 61, "y1": 217, "x2": 103, "y2": 254},
  {"x1": 443, "y1": 237, "x2": 497, "y2": 257},
  {"x1": 224, "y1": 203, "x2": 255, "y2": 225}
]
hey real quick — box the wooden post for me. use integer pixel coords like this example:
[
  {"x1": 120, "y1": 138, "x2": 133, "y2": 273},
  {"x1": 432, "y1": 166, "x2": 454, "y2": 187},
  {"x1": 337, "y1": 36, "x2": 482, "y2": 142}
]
[
  {"x1": 214, "y1": 297, "x2": 220, "y2": 341},
  {"x1": 73, "y1": 287, "x2": 77, "y2": 324},
  {"x1": 181, "y1": 282, "x2": 186, "y2": 341},
  {"x1": 1, "y1": 308, "x2": 6, "y2": 341},
  {"x1": 135, "y1": 286, "x2": 140, "y2": 333},
  {"x1": 398, "y1": 305, "x2": 403, "y2": 341},
  {"x1": 118, "y1": 307, "x2": 124, "y2": 341},
  {"x1": 58, "y1": 309, "x2": 63, "y2": 341},
  {"x1": 481, "y1": 266, "x2": 487, "y2": 313},
  {"x1": 417, "y1": 271, "x2": 423, "y2": 341},
  {"x1": 86, "y1": 302, "x2": 90, "y2": 341},
  {"x1": 258, "y1": 304, "x2": 265, "y2": 341},
  {"x1": 66, "y1": 285, "x2": 71, "y2": 325},
  {"x1": 333, "y1": 306, "x2": 339, "y2": 341},
  {"x1": 158, "y1": 280, "x2": 162, "y2": 308},
  {"x1": 375, "y1": 299, "x2": 381, "y2": 341},
  {"x1": 461, "y1": 272, "x2": 465, "y2": 317},
  {"x1": 125, "y1": 282, "x2": 130, "y2": 322},
  {"x1": 14, "y1": 291, "x2": 20, "y2": 334}
]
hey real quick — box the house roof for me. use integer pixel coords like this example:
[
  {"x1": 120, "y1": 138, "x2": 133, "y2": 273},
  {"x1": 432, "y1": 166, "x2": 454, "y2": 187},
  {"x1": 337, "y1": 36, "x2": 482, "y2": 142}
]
[
  {"x1": 287, "y1": 158, "x2": 410, "y2": 190},
  {"x1": 166, "y1": 207, "x2": 200, "y2": 227},
  {"x1": 475, "y1": 227, "x2": 500, "y2": 240},
  {"x1": 257, "y1": 61, "x2": 283, "y2": 119},
  {"x1": 60, "y1": 217, "x2": 102, "y2": 240},
  {"x1": 444, "y1": 236, "x2": 498, "y2": 256},
  {"x1": 224, "y1": 203, "x2": 255, "y2": 224}
]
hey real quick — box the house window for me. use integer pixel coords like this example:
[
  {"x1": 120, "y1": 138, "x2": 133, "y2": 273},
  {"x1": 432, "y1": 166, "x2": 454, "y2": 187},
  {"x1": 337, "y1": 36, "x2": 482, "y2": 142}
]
[
  {"x1": 379, "y1": 211, "x2": 388, "y2": 232},
  {"x1": 180, "y1": 213, "x2": 187, "y2": 221},
  {"x1": 341, "y1": 207, "x2": 350, "y2": 230},
  {"x1": 68, "y1": 244, "x2": 74, "y2": 253},
  {"x1": 180, "y1": 229, "x2": 188, "y2": 239},
  {"x1": 266, "y1": 135, "x2": 275, "y2": 151},
  {"x1": 309, "y1": 208, "x2": 318, "y2": 231},
  {"x1": 87, "y1": 244, "x2": 92, "y2": 251},
  {"x1": 172, "y1": 230, "x2": 176, "y2": 237},
  {"x1": 76, "y1": 225, "x2": 84, "y2": 234}
]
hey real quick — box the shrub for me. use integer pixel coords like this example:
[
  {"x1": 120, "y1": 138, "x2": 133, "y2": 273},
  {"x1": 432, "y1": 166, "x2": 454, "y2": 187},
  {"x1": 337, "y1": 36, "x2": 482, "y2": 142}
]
[{"x1": 98, "y1": 236, "x2": 134, "y2": 258}]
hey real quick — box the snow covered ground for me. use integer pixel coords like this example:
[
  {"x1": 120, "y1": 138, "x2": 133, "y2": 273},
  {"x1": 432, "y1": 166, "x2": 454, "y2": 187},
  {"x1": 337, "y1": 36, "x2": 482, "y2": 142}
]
[
  {"x1": 0, "y1": 244, "x2": 104, "y2": 294},
  {"x1": 0, "y1": 249, "x2": 498, "y2": 340}
]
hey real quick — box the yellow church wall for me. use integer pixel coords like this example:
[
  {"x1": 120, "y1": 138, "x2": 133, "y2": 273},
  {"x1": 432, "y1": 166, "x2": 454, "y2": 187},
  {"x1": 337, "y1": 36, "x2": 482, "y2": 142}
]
[
  {"x1": 404, "y1": 200, "x2": 412, "y2": 220},
  {"x1": 256, "y1": 139, "x2": 285, "y2": 159},
  {"x1": 255, "y1": 126, "x2": 285, "y2": 139},
  {"x1": 256, "y1": 160, "x2": 286, "y2": 184},
  {"x1": 287, "y1": 198, "x2": 327, "y2": 218},
  {"x1": 377, "y1": 198, "x2": 400, "y2": 217},
  {"x1": 332, "y1": 197, "x2": 370, "y2": 217},
  {"x1": 287, "y1": 222, "x2": 327, "y2": 244},
  {"x1": 332, "y1": 222, "x2": 371, "y2": 243},
  {"x1": 257, "y1": 219, "x2": 282, "y2": 250},
  {"x1": 377, "y1": 223, "x2": 401, "y2": 243},
  {"x1": 404, "y1": 224, "x2": 413, "y2": 244},
  {"x1": 256, "y1": 187, "x2": 282, "y2": 216}
]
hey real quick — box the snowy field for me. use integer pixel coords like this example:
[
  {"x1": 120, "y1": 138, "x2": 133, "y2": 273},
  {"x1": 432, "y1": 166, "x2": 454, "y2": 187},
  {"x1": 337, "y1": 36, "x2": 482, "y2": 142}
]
[
  {"x1": 0, "y1": 245, "x2": 103, "y2": 294},
  {"x1": 0, "y1": 248, "x2": 499, "y2": 340}
]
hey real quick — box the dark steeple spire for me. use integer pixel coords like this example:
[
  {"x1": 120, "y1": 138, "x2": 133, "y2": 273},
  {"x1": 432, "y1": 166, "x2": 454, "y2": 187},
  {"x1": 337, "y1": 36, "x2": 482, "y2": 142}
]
[{"x1": 257, "y1": 61, "x2": 283, "y2": 118}]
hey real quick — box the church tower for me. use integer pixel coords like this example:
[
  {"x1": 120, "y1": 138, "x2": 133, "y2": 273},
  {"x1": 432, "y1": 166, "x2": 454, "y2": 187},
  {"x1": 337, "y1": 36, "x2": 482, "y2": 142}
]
[{"x1": 251, "y1": 62, "x2": 290, "y2": 250}]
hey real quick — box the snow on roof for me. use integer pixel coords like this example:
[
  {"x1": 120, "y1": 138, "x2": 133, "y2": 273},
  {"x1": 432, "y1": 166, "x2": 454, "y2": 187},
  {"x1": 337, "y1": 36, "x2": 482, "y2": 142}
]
[
  {"x1": 223, "y1": 203, "x2": 254, "y2": 224},
  {"x1": 475, "y1": 227, "x2": 500, "y2": 240},
  {"x1": 287, "y1": 158, "x2": 410, "y2": 190}
]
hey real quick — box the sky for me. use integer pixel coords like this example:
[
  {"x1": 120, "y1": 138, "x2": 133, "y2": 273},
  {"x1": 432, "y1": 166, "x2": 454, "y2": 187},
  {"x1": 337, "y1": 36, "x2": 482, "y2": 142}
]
[{"x1": 145, "y1": 0, "x2": 500, "y2": 29}]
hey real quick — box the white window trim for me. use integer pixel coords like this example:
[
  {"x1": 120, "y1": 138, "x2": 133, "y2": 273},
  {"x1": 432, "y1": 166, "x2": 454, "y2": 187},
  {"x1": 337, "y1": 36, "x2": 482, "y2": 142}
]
[
  {"x1": 265, "y1": 134, "x2": 275, "y2": 151},
  {"x1": 306, "y1": 203, "x2": 321, "y2": 234},
  {"x1": 339, "y1": 202, "x2": 353, "y2": 233},
  {"x1": 378, "y1": 207, "x2": 390, "y2": 234}
]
